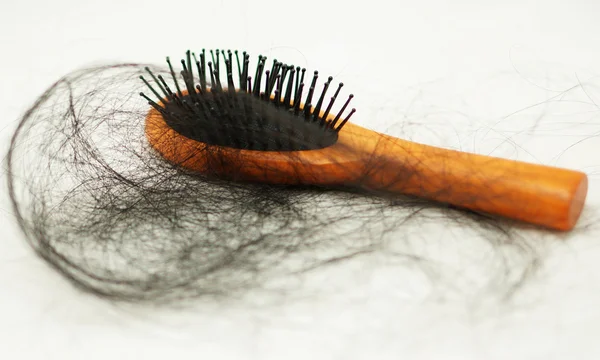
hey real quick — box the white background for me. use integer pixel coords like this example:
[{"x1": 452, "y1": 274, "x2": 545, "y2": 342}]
[{"x1": 1, "y1": 0, "x2": 600, "y2": 359}]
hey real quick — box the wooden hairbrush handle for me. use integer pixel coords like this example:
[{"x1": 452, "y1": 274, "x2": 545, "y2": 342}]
[
  {"x1": 146, "y1": 108, "x2": 588, "y2": 231},
  {"x1": 345, "y1": 125, "x2": 588, "y2": 231}
]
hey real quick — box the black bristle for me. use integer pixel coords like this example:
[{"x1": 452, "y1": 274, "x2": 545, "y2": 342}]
[
  {"x1": 195, "y1": 61, "x2": 204, "y2": 91},
  {"x1": 253, "y1": 56, "x2": 265, "y2": 97},
  {"x1": 157, "y1": 75, "x2": 175, "y2": 101},
  {"x1": 323, "y1": 82, "x2": 344, "y2": 127},
  {"x1": 242, "y1": 55, "x2": 250, "y2": 92},
  {"x1": 214, "y1": 70, "x2": 223, "y2": 92},
  {"x1": 283, "y1": 67, "x2": 295, "y2": 107},
  {"x1": 336, "y1": 108, "x2": 356, "y2": 132},
  {"x1": 280, "y1": 65, "x2": 290, "y2": 93},
  {"x1": 275, "y1": 75, "x2": 282, "y2": 105},
  {"x1": 313, "y1": 76, "x2": 332, "y2": 124},
  {"x1": 225, "y1": 58, "x2": 235, "y2": 93},
  {"x1": 180, "y1": 60, "x2": 195, "y2": 96},
  {"x1": 298, "y1": 68, "x2": 306, "y2": 98},
  {"x1": 322, "y1": 97, "x2": 335, "y2": 126},
  {"x1": 171, "y1": 92, "x2": 184, "y2": 107},
  {"x1": 140, "y1": 50, "x2": 357, "y2": 151},
  {"x1": 166, "y1": 57, "x2": 182, "y2": 97},
  {"x1": 199, "y1": 49, "x2": 207, "y2": 91},
  {"x1": 180, "y1": 70, "x2": 196, "y2": 100},
  {"x1": 269, "y1": 59, "x2": 278, "y2": 89},
  {"x1": 140, "y1": 75, "x2": 164, "y2": 104},
  {"x1": 304, "y1": 103, "x2": 312, "y2": 120},
  {"x1": 330, "y1": 94, "x2": 354, "y2": 130},
  {"x1": 294, "y1": 83, "x2": 305, "y2": 116},
  {"x1": 145, "y1": 67, "x2": 169, "y2": 99},
  {"x1": 210, "y1": 50, "x2": 216, "y2": 70},
  {"x1": 140, "y1": 92, "x2": 163, "y2": 112},
  {"x1": 273, "y1": 89, "x2": 280, "y2": 108},
  {"x1": 215, "y1": 50, "x2": 222, "y2": 73},
  {"x1": 242, "y1": 53, "x2": 249, "y2": 81},
  {"x1": 332, "y1": 82, "x2": 344, "y2": 99},
  {"x1": 208, "y1": 62, "x2": 217, "y2": 90},
  {"x1": 264, "y1": 70, "x2": 271, "y2": 100},
  {"x1": 293, "y1": 67, "x2": 301, "y2": 104},
  {"x1": 186, "y1": 50, "x2": 193, "y2": 81},
  {"x1": 305, "y1": 71, "x2": 319, "y2": 106}
]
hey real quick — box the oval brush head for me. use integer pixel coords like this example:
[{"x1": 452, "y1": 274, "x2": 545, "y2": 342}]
[
  {"x1": 140, "y1": 49, "x2": 355, "y2": 152},
  {"x1": 141, "y1": 49, "x2": 587, "y2": 231}
]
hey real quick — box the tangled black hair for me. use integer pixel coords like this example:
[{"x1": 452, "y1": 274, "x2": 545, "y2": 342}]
[{"x1": 6, "y1": 58, "x2": 564, "y2": 305}]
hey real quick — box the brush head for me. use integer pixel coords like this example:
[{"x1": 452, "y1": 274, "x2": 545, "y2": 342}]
[{"x1": 140, "y1": 49, "x2": 356, "y2": 151}]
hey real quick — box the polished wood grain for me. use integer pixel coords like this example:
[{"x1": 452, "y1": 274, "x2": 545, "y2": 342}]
[{"x1": 146, "y1": 106, "x2": 588, "y2": 231}]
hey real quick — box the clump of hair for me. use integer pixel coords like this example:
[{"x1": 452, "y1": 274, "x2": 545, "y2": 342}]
[{"x1": 6, "y1": 61, "x2": 542, "y2": 305}]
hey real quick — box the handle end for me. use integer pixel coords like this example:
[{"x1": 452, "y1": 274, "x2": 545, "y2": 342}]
[{"x1": 561, "y1": 173, "x2": 588, "y2": 231}]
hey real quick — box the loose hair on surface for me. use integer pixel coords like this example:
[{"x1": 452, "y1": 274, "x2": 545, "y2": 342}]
[{"x1": 6, "y1": 56, "x2": 562, "y2": 305}]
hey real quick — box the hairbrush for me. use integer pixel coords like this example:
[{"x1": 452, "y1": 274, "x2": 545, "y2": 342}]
[{"x1": 140, "y1": 49, "x2": 588, "y2": 231}]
